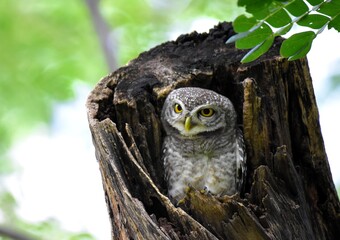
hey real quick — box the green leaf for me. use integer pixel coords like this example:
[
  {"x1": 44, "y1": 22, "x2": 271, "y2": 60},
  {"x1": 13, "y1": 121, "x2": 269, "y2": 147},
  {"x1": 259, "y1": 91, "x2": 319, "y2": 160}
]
[
  {"x1": 251, "y1": 7, "x2": 271, "y2": 20},
  {"x1": 306, "y1": 0, "x2": 323, "y2": 6},
  {"x1": 238, "y1": 0, "x2": 273, "y2": 7},
  {"x1": 226, "y1": 31, "x2": 253, "y2": 44},
  {"x1": 318, "y1": 1, "x2": 340, "y2": 17},
  {"x1": 275, "y1": 23, "x2": 293, "y2": 36},
  {"x1": 235, "y1": 23, "x2": 273, "y2": 49},
  {"x1": 233, "y1": 14, "x2": 258, "y2": 32},
  {"x1": 329, "y1": 14, "x2": 340, "y2": 31},
  {"x1": 297, "y1": 14, "x2": 330, "y2": 29},
  {"x1": 241, "y1": 36, "x2": 275, "y2": 63},
  {"x1": 280, "y1": 31, "x2": 316, "y2": 60},
  {"x1": 266, "y1": 8, "x2": 292, "y2": 27},
  {"x1": 285, "y1": 0, "x2": 309, "y2": 17},
  {"x1": 241, "y1": 0, "x2": 272, "y2": 19}
]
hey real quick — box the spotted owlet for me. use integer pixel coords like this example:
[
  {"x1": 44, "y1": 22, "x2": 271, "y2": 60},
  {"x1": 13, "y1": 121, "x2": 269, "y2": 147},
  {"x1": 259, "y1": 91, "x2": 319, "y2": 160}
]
[{"x1": 161, "y1": 87, "x2": 246, "y2": 204}]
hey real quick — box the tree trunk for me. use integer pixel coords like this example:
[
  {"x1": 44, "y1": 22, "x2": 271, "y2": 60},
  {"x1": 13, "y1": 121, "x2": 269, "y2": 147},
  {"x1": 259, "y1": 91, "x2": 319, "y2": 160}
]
[{"x1": 86, "y1": 22, "x2": 340, "y2": 240}]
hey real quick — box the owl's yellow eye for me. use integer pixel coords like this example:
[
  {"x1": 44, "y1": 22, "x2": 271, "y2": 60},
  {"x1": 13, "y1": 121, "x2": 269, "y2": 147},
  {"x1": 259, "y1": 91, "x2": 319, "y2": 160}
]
[
  {"x1": 199, "y1": 108, "x2": 215, "y2": 117},
  {"x1": 174, "y1": 104, "x2": 183, "y2": 113}
]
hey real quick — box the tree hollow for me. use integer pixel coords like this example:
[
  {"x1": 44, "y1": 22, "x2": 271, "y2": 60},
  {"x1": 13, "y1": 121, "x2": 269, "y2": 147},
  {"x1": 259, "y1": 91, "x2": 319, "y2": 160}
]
[{"x1": 86, "y1": 22, "x2": 340, "y2": 240}]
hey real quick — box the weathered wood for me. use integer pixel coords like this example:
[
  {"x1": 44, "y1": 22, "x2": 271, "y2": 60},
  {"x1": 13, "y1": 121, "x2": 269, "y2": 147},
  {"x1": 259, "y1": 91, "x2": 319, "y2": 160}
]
[{"x1": 86, "y1": 22, "x2": 340, "y2": 239}]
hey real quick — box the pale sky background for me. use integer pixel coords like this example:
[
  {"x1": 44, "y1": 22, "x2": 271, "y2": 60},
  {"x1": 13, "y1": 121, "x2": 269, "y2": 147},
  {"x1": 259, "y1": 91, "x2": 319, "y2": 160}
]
[{"x1": 4, "y1": 21, "x2": 340, "y2": 239}]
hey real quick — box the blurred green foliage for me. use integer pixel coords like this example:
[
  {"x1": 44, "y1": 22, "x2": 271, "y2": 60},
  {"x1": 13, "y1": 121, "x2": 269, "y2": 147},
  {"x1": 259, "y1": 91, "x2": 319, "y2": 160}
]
[
  {"x1": 0, "y1": 0, "x2": 107, "y2": 165},
  {"x1": 0, "y1": 0, "x2": 106, "y2": 237},
  {"x1": 331, "y1": 73, "x2": 340, "y2": 90},
  {"x1": 100, "y1": 0, "x2": 243, "y2": 64}
]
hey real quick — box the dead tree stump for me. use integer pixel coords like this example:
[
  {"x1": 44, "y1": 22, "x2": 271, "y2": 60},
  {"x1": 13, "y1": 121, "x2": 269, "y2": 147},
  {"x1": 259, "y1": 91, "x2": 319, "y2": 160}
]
[{"x1": 86, "y1": 22, "x2": 340, "y2": 240}]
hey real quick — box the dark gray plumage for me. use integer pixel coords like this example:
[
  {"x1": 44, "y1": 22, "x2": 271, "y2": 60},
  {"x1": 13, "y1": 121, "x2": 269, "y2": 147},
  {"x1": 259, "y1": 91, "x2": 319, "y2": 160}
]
[{"x1": 161, "y1": 87, "x2": 246, "y2": 203}]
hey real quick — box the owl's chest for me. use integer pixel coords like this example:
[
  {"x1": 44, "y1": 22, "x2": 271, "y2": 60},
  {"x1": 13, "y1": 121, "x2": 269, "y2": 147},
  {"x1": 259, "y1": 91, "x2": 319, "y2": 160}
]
[
  {"x1": 178, "y1": 148, "x2": 234, "y2": 190},
  {"x1": 164, "y1": 132, "x2": 236, "y2": 161},
  {"x1": 165, "y1": 134, "x2": 234, "y2": 167},
  {"x1": 179, "y1": 135, "x2": 229, "y2": 155},
  {"x1": 163, "y1": 135, "x2": 237, "y2": 194}
]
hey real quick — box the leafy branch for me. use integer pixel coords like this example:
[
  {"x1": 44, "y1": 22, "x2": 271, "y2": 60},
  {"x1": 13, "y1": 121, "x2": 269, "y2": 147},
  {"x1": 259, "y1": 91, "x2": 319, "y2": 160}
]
[{"x1": 227, "y1": 0, "x2": 340, "y2": 63}]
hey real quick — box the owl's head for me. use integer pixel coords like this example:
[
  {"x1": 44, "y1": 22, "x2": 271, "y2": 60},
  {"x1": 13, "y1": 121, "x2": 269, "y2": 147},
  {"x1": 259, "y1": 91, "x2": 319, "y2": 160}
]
[{"x1": 161, "y1": 87, "x2": 237, "y2": 137}]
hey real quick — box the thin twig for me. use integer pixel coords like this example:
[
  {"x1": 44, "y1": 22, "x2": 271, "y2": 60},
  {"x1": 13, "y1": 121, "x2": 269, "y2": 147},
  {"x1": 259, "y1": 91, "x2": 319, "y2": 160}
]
[
  {"x1": 0, "y1": 226, "x2": 36, "y2": 240},
  {"x1": 84, "y1": 0, "x2": 118, "y2": 71}
]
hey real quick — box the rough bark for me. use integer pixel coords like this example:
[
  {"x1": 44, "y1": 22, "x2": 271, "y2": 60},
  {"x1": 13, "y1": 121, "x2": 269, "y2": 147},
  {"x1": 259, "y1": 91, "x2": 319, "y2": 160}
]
[{"x1": 86, "y1": 22, "x2": 340, "y2": 240}]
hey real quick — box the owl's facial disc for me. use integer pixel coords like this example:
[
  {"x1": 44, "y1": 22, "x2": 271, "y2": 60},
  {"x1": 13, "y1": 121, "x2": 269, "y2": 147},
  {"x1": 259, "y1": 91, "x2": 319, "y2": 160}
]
[{"x1": 161, "y1": 87, "x2": 237, "y2": 138}]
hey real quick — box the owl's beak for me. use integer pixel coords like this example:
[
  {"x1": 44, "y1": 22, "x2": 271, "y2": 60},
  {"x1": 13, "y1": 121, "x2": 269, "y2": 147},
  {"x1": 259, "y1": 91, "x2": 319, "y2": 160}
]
[{"x1": 184, "y1": 116, "x2": 192, "y2": 132}]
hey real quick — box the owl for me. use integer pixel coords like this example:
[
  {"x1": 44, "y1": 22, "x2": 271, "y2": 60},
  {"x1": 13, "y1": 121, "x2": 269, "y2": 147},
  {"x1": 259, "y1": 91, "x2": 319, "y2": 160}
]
[{"x1": 161, "y1": 87, "x2": 246, "y2": 204}]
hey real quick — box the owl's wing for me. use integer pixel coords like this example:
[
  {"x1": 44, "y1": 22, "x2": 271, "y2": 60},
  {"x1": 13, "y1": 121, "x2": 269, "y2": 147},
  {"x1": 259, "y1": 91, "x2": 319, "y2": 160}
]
[
  {"x1": 162, "y1": 136, "x2": 190, "y2": 203},
  {"x1": 236, "y1": 128, "x2": 247, "y2": 192}
]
